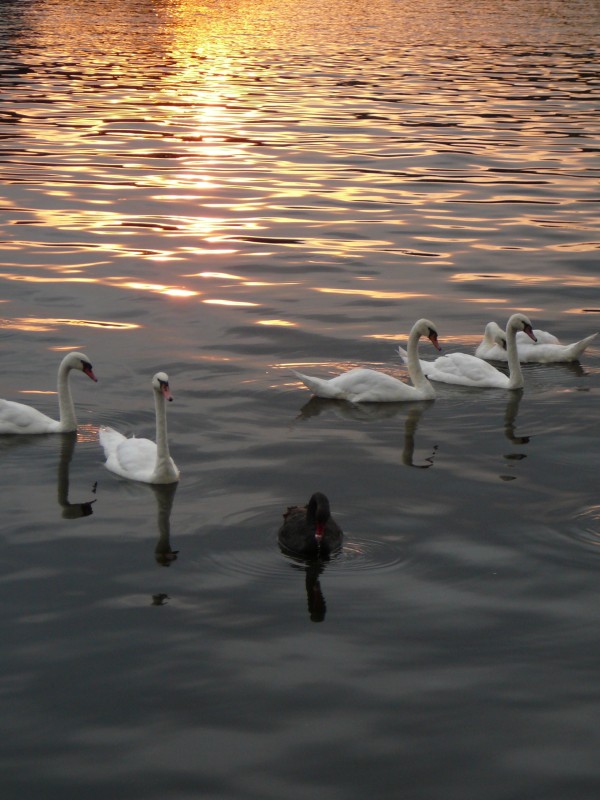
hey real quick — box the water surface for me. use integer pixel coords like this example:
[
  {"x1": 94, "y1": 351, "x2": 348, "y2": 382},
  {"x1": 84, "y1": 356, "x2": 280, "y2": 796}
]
[{"x1": 1, "y1": 1, "x2": 600, "y2": 798}]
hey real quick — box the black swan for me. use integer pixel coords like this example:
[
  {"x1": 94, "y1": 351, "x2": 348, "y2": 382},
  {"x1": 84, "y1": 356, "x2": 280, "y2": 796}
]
[{"x1": 278, "y1": 492, "x2": 343, "y2": 558}]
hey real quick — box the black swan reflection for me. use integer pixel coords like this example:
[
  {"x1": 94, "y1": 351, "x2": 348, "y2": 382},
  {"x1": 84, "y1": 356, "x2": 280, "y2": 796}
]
[
  {"x1": 278, "y1": 492, "x2": 343, "y2": 558},
  {"x1": 280, "y1": 558, "x2": 329, "y2": 623}
]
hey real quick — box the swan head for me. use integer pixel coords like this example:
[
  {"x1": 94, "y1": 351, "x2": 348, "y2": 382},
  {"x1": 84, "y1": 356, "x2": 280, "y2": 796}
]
[
  {"x1": 63, "y1": 351, "x2": 97, "y2": 382},
  {"x1": 494, "y1": 332, "x2": 508, "y2": 351},
  {"x1": 483, "y1": 321, "x2": 505, "y2": 345},
  {"x1": 152, "y1": 372, "x2": 173, "y2": 402},
  {"x1": 415, "y1": 318, "x2": 442, "y2": 351},
  {"x1": 507, "y1": 313, "x2": 537, "y2": 342},
  {"x1": 307, "y1": 492, "x2": 331, "y2": 543}
]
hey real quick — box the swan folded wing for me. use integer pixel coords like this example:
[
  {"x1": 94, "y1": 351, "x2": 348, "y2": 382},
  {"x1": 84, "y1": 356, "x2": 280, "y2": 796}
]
[
  {"x1": 334, "y1": 368, "x2": 414, "y2": 402},
  {"x1": 111, "y1": 437, "x2": 157, "y2": 478},
  {"x1": 0, "y1": 399, "x2": 60, "y2": 434},
  {"x1": 99, "y1": 427, "x2": 156, "y2": 481},
  {"x1": 294, "y1": 367, "x2": 414, "y2": 402},
  {"x1": 429, "y1": 353, "x2": 509, "y2": 387},
  {"x1": 521, "y1": 329, "x2": 559, "y2": 345},
  {"x1": 516, "y1": 334, "x2": 597, "y2": 363}
]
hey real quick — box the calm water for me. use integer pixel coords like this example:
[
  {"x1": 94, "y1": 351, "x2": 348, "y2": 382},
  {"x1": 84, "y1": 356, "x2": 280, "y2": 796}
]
[{"x1": 1, "y1": 0, "x2": 600, "y2": 797}]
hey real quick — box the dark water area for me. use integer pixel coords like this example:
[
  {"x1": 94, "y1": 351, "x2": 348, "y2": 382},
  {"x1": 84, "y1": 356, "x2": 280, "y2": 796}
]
[{"x1": 1, "y1": 1, "x2": 600, "y2": 798}]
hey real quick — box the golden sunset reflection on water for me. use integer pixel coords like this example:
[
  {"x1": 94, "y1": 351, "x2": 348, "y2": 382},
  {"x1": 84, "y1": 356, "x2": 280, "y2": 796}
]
[
  {"x1": 0, "y1": 317, "x2": 141, "y2": 332},
  {"x1": 256, "y1": 320, "x2": 297, "y2": 327},
  {"x1": 315, "y1": 288, "x2": 431, "y2": 301},
  {"x1": 0, "y1": 0, "x2": 597, "y2": 348},
  {"x1": 1, "y1": 3, "x2": 600, "y2": 798}
]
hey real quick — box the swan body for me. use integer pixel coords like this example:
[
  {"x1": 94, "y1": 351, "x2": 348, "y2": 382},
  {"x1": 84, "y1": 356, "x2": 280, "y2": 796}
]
[
  {"x1": 293, "y1": 318, "x2": 441, "y2": 403},
  {"x1": 99, "y1": 372, "x2": 179, "y2": 485},
  {"x1": 476, "y1": 322, "x2": 597, "y2": 363},
  {"x1": 0, "y1": 351, "x2": 97, "y2": 434},
  {"x1": 278, "y1": 492, "x2": 343, "y2": 558},
  {"x1": 399, "y1": 314, "x2": 536, "y2": 389}
]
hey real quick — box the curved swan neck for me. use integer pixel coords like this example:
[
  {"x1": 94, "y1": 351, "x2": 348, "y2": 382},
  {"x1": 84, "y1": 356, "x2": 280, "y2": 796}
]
[
  {"x1": 406, "y1": 323, "x2": 433, "y2": 392},
  {"x1": 484, "y1": 323, "x2": 498, "y2": 346},
  {"x1": 57, "y1": 358, "x2": 77, "y2": 432},
  {"x1": 506, "y1": 321, "x2": 525, "y2": 389}
]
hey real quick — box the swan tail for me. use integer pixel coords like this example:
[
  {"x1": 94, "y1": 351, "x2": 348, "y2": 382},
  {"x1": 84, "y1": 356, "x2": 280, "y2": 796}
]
[
  {"x1": 292, "y1": 370, "x2": 343, "y2": 400},
  {"x1": 565, "y1": 332, "x2": 598, "y2": 360},
  {"x1": 397, "y1": 345, "x2": 409, "y2": 365},
  {"x1": 99, "y1": 426, "x2": 127, "y2": 456}
]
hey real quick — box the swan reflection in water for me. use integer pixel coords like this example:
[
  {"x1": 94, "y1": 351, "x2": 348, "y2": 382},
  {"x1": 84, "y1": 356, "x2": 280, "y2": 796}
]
[
  {"x1": 148, "y1": 484, "x2": 178, "y2": 606},
  {"x1": 279, "y1": 553, "x2": 335, "y2": 623},
  {"x1": 152, "y1": 482, "x2": 179, "y2": 566},
  {"x1": 296, "y1": 397, "x2": 437, "y2": 469},
  {"x1": 500, "y1": 388, "x2": 530, "y2": 481},
  {"x1": 57, "y1": 432, "x2": 97, "y2": 518},
  {"x1": 504, "y1": 388, "x2": 529, "y2": 446}
]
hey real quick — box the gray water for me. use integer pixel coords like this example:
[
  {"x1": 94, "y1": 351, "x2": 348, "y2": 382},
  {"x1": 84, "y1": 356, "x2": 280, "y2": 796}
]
[{"x1": 1, "y1": 1, "x2": 600, "y2": 797}]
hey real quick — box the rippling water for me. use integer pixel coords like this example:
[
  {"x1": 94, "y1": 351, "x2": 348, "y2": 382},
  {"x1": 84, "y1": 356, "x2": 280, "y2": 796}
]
[{"x1": 1, "y1": 1, "x2": 600, "y2": 798}]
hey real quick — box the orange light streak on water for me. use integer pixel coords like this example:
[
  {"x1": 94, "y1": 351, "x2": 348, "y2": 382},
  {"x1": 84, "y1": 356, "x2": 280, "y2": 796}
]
[
  {"x1": 203, "y1": 299, "x2": 259, "y2": 307},
  {"x1": 314, "y1": 288, "x2": 431, "y2": 300},
  {"x1": 0, "y1": 317, "x2": 140, "y2": 332},
  {"x1": 256, "y1": 320, "x2": 297, "y2": 327}
]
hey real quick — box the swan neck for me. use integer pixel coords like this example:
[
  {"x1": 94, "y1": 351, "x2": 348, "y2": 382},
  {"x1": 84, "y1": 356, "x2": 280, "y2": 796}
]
[
  {"x1": 57, "y1": 360, "x2": 77, "y2": 431},
  {"x1": 406, "y1": 326, "x2": 431, "y2": 390},
  {"x1": 506, "y1": 324, "x2": 525, "y2": 389},
  {"x1": 154, "y1": 389, "x2": 171, "y2": 466}
]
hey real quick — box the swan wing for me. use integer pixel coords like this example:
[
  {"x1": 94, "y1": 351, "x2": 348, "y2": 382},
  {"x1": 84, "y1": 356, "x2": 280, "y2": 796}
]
[
  {"x1": 426, "y1": 353, "x2": 509, "y2": 388},
  {"x1": 518, "y1": 328, "x2": 559, "y2": 345},
  {"x1": 113, "y1": 438, "x2": 157, "y2": 478},
  {"x1": 100, "y1": 426, "x2": 157, "y2": 481},
  {"x1": 516, "y1": 332, "x2": 598, "y2": 363},
  {"x1": 0, "y1": 399, "x2": 60, "y2": 434},
  {"x1": 294, "y1": 367, "x2": 424, "y2": 402}
]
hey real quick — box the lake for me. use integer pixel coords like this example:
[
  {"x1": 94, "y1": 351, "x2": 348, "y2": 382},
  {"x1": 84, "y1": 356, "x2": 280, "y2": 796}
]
[{"x1": 1, "y1": 0, "x2": 600, "y2": 798}]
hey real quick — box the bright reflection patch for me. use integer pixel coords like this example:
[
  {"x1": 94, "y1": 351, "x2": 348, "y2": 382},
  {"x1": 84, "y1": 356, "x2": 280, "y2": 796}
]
[
  {"x1": 203, "y1": 299, "x2": 259, "y2": 307},
  {"x1": 0, "y1": 317, "x2": 140, "y2": 331},
  {"x1": 256, "y1": 320, "x2": 296, "y2": 327}
]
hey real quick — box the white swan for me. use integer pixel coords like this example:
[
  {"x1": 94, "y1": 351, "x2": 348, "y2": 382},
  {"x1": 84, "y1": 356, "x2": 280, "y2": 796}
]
[
  {"x1": 398, "y1": 313, "x2": 536, "y2": 389},
  {"x1": 475, "y1": 321, "x2": 597, "y2": 363},
  {"x1": 0, "y1": 351, "x2": 97, "y2": 434},
  {"x1": 99, "y1": 372, "x2": 180, "y2": 484},
  {"x1": 293, "y1": 318, "x2": 440, "y2": 402}
]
